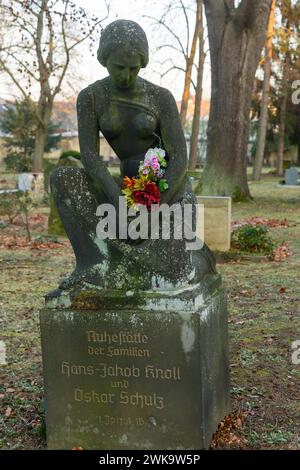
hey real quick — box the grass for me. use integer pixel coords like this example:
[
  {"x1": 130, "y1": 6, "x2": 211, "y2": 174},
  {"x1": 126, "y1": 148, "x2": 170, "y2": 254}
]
[
  {"x1": 217, "y1": 175, "x2": 300, "y2": 449},
  {"x1": 0, "y1": 174, "x2": 300, "y2": 449}
]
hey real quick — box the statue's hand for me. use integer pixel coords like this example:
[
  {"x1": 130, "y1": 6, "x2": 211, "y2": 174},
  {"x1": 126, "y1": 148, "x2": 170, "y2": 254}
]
[{"x1": 117, "y1": 208, "x2": 153, "y2": 245}]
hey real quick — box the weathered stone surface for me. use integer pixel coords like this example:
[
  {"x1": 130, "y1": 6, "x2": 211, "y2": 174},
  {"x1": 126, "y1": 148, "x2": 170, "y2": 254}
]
[
  {"x1": 47, "y1": 19, "x2": 217, "y2": 299},
  {"x1": 40, "y1": 19, "x2": 230, "y2": 452},
  {"x1": 285, "y1": 167, "x2": 299, "y2": 186},
  {"x1": 48, "y1": 154, "x2": 83, "y2": 236},
  {"x1": 196, "y1": 196, "x2": 232, "y2": 252},
  {"x1": 40, "y1": 283, "x2": 229, "y2": 450}
]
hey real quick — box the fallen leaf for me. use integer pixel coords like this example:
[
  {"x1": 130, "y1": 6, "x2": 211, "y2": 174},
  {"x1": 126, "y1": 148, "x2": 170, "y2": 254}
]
[
  {"x1": 5, "y1": 406, "x2": 12, "y2": 418},
  {"x1": 232, "y1": 217, "x2": 296, "y2": 229},
  {"x1": 272, "y1": 242, "x2": 292, "y2": 262}
]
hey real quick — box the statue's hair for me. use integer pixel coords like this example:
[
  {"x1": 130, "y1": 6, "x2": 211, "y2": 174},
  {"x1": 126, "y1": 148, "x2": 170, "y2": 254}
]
[{"x1": 97, "y1": 20, "x2": 149, "y2": 68}]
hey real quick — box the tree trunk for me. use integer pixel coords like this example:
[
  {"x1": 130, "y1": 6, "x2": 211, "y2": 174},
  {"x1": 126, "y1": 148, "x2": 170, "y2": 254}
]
[
  {"x1": 188, "y1": 3, "x2": 205, "y2": 171},
  {"x1": 32, "y1": 97, "x2": 52, "y2": 172},
  {"x1": 252, "y1": 53, "x2": 272, "y2": 180},
  {"x1": 277, "y1": 90, "x2": 288, "y2": 177},
  {"x1": 33, "y1": 124, "x2": 47, "y2": 172},
  {"x1": 203, "y1": 0, "x2": 272, "y2": 201},
  {"x1": 180, "y1": 0, "x2": 202, "y2": 128},
  {"x1": 253, "y1": 0, "x2": 276, "y2": 181},
  {"x1": 276, "y1": 36, "x2": 291, "y2": 177}
]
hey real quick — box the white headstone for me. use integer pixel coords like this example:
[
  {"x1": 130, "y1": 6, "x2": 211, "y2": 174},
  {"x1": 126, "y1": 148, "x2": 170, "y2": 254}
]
[{"x1": 18, "y1": 173, "x2": 44, "y2": 193}]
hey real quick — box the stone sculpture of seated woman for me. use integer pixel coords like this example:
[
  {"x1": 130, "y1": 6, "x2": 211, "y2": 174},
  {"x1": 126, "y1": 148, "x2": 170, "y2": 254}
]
[{"x1": 47, "y1": 20, "x2": 217, "y2": 304}]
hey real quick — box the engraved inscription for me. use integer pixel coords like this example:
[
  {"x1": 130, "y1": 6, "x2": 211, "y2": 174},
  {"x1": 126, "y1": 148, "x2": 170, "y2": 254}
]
[
  {"x1": 98, "y1": 415, "x2": 145, "y2": 426},
  {"x1": 74, "y1": 388, "x2": 165, "y2": 409},
  {"x1": 59, "y1": 328, "x2": 183, "y2": 429},
  {"x1": 87, "y1": 330, "x2": 149, "y2": 345},
  {"x1": 61, "y1": 361, "x2": 182, "y2": 380},
  {"x1": 145, "y1": 365, "x2": 181, "y2": 380},
  {"x1": 99, "y1": 414, "x2": 133, "y2": 426},
  {"x1": 86, "y1": 330, "x2": 150, "y2": 357},
  {"x1": 87, "y1": 346, "x2": 150, "y2": 357}
]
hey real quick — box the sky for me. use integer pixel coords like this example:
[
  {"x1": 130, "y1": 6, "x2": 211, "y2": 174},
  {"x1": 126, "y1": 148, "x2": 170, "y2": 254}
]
[
  {"x1": 75, "y1": 0, "x2": 212, "y2": 100},
  {"x1": 0, "y1": 0, "x2": 212, "y2": 102}
]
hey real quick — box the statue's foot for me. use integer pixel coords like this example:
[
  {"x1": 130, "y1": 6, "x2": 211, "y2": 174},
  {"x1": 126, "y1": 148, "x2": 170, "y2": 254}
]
[
  {"x1": 59, "y1": 271, "x2": 80, "y2": 290},
  {"x1": 58, "y1": 265, "x2": 105, "y2": 290},
  {"x1": 45, "y1": 288, "x2": 63, "y2": 302}
]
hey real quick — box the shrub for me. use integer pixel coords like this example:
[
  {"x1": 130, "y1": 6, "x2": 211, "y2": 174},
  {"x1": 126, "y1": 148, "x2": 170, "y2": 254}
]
[
  {"x1": 232, "y1": 224, "x2": 275, "y2": 255},
  {"x1": 0, "y1": 191, "x2": 22, "y2": 223},
  {"x1": 0, "y1": 191, "x2": 37, "y2": 239},
  {"x1": 0, "y1": 98, "x2": 61, "y2": 172},
  {"x1": 59, "y1": 150, "x2": 81, "y2": 161}
]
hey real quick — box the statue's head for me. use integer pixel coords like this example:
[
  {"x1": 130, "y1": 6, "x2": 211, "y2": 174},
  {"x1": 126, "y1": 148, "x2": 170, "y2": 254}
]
[{"x1": 97, "y1": 20, "x2": 149, "y2": 89}]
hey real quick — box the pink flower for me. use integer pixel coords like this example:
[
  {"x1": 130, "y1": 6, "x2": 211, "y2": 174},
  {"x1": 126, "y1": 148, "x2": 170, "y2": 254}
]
[{"x1": 151, "y1": 162, "x2": 160, "y2": 170}]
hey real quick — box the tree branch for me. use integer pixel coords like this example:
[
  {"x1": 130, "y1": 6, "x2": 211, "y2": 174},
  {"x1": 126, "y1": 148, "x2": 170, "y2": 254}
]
[
  {"x1": 179, "y1": 0, "x2": 190, "y2": 55},
  {"x1": 53, "y1": 0, "x2": 69, "y2": 98},
  {"x1": 161, "y1": 64, "x2": 186, "y2": 78},
  {"x1": 143, "y1": 14, "x2": 187, "y2": 58},
  {"x1": 3, "y1": 50, "x2": 39, "y2": 82},
  {"x1": 67, "y1": 0, "x2": 110, "y2": 52},
  {"x1": 191, "y1": 78, "x2": 197, "y2": 92},
  {"x1": 203, "y1": 0, "x2": 227, "y2": 49},
  {"x1": 45, "y1": 1, "x2": 54, "y2": 75},
  {"x1": 156, "y1": 43, "x2": 185, "y2": 55},
  {"x1": 0, "y1": 59, "x2": 28, "y2": 99},
  {"x1": 235, "y1": 0, "x2": 272, "y2": 31},
  {"x1": 35, "y1": 0, "x2": 47, "y2": 74},
  {"x1": 203, "y1": 0, "x2": 227, "y2": 20},
  {"x1": 224, "y1": 0, "x2": 235, "y2": 11}
]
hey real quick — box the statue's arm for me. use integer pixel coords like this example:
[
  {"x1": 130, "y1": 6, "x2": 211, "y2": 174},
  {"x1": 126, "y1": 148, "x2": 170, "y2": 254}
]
[
  {"x1": 158, "y1": 88, "x2": 188, "y2": 204},
  {"x1": 77, "y1": 86, "x2": 121, "y2": 206}
]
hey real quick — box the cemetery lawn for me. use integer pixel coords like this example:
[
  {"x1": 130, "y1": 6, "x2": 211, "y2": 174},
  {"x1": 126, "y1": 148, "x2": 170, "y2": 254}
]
[{"x1": 0, "y1": 175, "x2": 300, "y2": 449}]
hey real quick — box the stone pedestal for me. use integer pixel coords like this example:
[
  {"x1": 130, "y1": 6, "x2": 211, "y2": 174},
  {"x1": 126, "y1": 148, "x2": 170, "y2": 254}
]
[
  {"x1": 196, "y1": 196, "x2": 232, "y2": 252},
  {"x1": 40, "y1": 278, "x2": 229, "y2": 450}
]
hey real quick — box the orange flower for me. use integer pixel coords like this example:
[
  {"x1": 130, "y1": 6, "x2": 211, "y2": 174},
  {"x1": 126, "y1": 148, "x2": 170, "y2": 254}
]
[{"x1": 123, "y1": 176, "x2": 134, "y2": 189}]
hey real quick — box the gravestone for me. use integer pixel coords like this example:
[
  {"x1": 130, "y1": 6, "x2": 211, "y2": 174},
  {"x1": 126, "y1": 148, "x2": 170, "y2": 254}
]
[
  {"x1": 196, "y1": 196, "x2": 232, "y2": 252},
  {"x1": 285, "y1": 167, "x2": 299, "y2": 186},
  {"x1": 40, "y1": 19, "x2": 230, "y2": 450},
  {"x1": 41, "y1": 280, "x2": 229, "y2": 450},
  {"x1": 18, "y1": 172, "x2": 44, "y2": 194}
]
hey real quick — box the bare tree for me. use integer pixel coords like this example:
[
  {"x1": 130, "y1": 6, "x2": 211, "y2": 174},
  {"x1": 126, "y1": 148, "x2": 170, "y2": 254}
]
[
  {"x1": 145, "y1": 0, "x2": 204, "y2": 128},
  {"x1": 253, "y1": 0, "x2": 276, "y2": 181},
  {"x1": 188, "y1": 0, "x2": 205, "y2": 170},
  {"x1": 203, "y1": 0, "x2": 272, "y2": 201},
  {"x1": 0, "y1": 0, "x2": 109, "y2": 172}
]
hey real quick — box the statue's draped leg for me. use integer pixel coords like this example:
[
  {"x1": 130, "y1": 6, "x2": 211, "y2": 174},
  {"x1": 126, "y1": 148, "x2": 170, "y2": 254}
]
[{"x1": 50, "y1": 167, "x2": 107, "y2": 271}]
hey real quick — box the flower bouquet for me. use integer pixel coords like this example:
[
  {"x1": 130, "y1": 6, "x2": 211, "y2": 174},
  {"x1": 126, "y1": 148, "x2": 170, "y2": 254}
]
[{"x1": 122, "y1": 147, "x2": 168, "y2": 211}]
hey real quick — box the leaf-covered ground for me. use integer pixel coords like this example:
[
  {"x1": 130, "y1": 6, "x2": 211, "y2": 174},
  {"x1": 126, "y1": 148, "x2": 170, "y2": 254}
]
[{"x1": 0, "y1": 176, "x2": 300, "y2": 449}]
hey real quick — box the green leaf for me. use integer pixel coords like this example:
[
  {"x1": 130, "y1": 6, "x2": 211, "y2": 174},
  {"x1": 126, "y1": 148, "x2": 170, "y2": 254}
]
[{"x1": 158, "y1": 180, "x2": 169, "y2": 192}]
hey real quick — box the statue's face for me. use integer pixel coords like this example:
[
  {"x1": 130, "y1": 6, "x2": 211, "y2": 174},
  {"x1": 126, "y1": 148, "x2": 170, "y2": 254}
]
[{"x1": 106, "y1": 48, "x2": 142, "y2": 89}]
